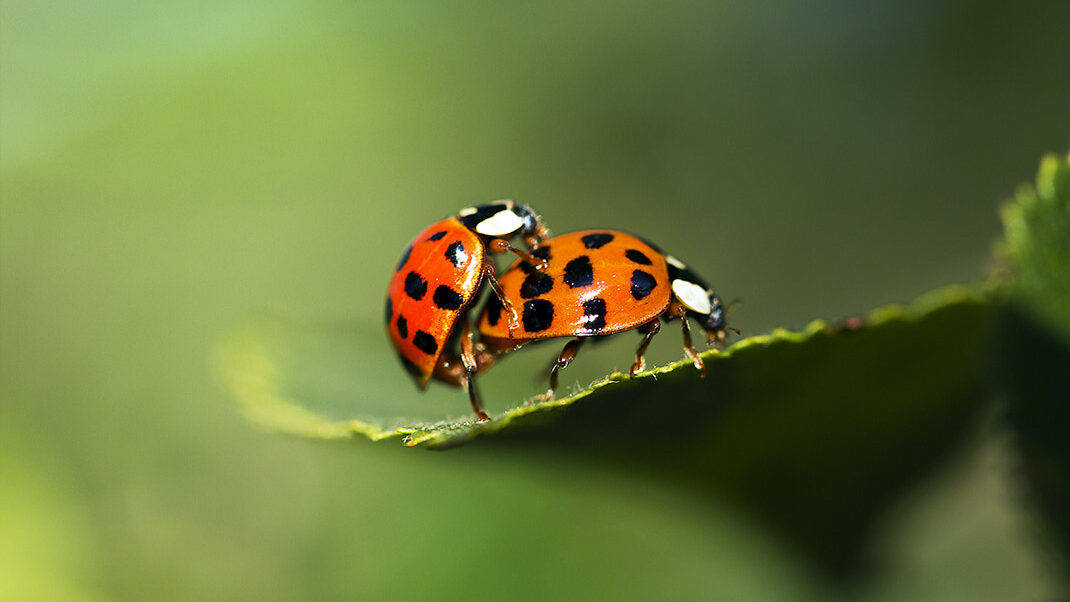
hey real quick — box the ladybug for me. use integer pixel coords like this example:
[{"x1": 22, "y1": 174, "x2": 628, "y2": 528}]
[
  {"x1": 385, "y1": 200, "x2": 549, "y2": 421},
  {"x1": 476, "y1": 230, "x2": 733, "y2": 398}
]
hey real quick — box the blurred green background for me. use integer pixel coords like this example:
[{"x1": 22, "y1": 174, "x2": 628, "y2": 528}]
[{"x1": 2, "y1": 1, "x2": 1068, "y2": 600}]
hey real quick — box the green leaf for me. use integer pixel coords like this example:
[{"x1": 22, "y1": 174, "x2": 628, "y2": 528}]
[
  {"x1": 995, "y1": 151, "x2": 1070, "y2": 575},
  {"x1": 216, "y1": 286, "x2": 991, "y2": 448},
  {"x1": 998, "y1": 152, "x2": 1070, "y2": 341},
  {"x1": 216, "y1": 284, "x2": 994, "y2": 574}
]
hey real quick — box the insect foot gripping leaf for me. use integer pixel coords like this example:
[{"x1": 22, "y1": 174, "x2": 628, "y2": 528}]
[{"x1": 993, "y1": 151, "x2": 1070, "y2": 574}]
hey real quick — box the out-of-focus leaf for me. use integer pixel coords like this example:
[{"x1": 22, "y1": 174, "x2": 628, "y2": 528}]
[
  {"x1": 995, "y1": 152, "x2": 1070, "y2": 578},
  {"x1": 0, "y1": 429, "x2": 105, "y2": 602},
  {"x1": 998, "y1": 152, "x2": 1070, "y2": 341},
  {"x1": 215, "y1": 320, "x2": 439, "y2": 442}
]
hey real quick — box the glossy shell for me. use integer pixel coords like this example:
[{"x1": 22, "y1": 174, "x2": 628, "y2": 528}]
[
  {"x1": 386, "y1": 218, "x2": 486, "y2": 386},
  {"x1": 478, "y1": 230, "x2": 670, "y2": 347}
]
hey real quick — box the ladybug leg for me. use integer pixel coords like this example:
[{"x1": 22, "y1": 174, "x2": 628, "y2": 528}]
[
  {"x1": 546, "y1": 338, "x2": 584, "y2": 401},
  {"x1": 488, "y1": 238, "x2": 549, "y2": 270},
  {"x1": 482, "y1": 259, "x2": 522, "y2": 336},
  {"x1": 459, "y1": 319, "x2": 491, "y2": 422},
  {"x1": 506, "y1": 244, "x2": 549, "y2": 270},
  {"x1": 630, "y1": 319, "x2": 662, "y2": 377},
  {"x1": 678, "y1": 311, "x2": 706, "y2": 377}
]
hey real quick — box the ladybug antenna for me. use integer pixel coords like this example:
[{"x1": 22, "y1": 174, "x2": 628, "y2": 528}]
[{"x1": 725, "y1": 298, "x2": 743, "y2": 316}]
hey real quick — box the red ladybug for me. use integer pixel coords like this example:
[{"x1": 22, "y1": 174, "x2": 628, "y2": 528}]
[
  {"x1": 476, "y1": 230, "x2": 733, "y2": 398},
  {"x1": 385, "y1": 200, "x2": 549, "y2": 421}
]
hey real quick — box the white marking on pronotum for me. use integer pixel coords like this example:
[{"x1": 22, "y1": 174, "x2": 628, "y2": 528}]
[
  {"x1": 672, "y1": 279, "x2": 712, "y2": 314},
  {"x1": 458, "y1": 206, "x2": 478, "y2": 216},
  {"x1": 665, "y1": 255, "x2": 687, "y2": 270},
  {"x1": 475, "y1": 209, "x2": 525, "y2": 236}
]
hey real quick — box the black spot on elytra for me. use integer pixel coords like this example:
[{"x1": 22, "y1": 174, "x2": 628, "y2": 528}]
[
  {"x1": 563, "y1": 256, "x2": 594, "y2": 288},
  {"x1": 630, "y1": 270, "x2": 657, "y2": 300},
  {"x1": 457, "y1": 203, "x2": 507, "y2": 230},
  {"x1": 582, "y1": 232, "x2": 614, "y2": 249},
  {"x1": 396, "y1": 314, "x2": 408, "y2": 339},
  {"x1": 484, "y1": 293, "x2": 503, "y2": 327},
  {"x1": 413, "y1": 330, "x2": 438, "y2": 354},
  {"x1": 625, "y1": 249, "x2": 652, "y2": 265},
  {"x1": 522, "y1": 299, "x2": 554, "y2": 332},
  {"x1": 396, "y1": 351, "x2": 423, "y2": 378},
  {"x1": 432, "y1": 285, "x2": 464, "y2": 311},
  {"x1": 445, "y1": 241, "x2": 467, "y2": 268},
  {"x1": 427, "y1": 230, "x2": 447, "y2": 241},
  {"x1": 385, "y1": 297, "x2": 393, "y2": 323},
  {"x1": 531, "y1": 246, "x2": 552, "y2": 261},
  {"x1": 396, "y1": 244, "x2": 413, "y2": 272},
  {"x1": 404, "y1": 271, "x2": 427, "y2": 300},
  {"x1": 520, "y1": 271, "x2": 554, "y2": 298},
  {"x1": 582, "y1": 297, "x2": 607, "y2": 332}
]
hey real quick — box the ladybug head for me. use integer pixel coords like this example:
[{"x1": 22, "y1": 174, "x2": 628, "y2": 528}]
[
  {"x1": 701, "y1": 295, "x2": 728, "y2": 346},
  {"x1": 512, "y1": 203, "x2": 550, "y2": 247}
]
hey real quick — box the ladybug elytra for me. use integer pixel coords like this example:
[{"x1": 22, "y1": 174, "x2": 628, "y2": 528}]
[
  {"x1": 476, "y1": 230, "x2": 732, "y2": 399},
  {"x1": 385, "y1": 200, "x2": 548, "y2": 421}
]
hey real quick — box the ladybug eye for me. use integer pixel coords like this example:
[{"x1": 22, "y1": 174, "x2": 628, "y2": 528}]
[{"x1": 706, "y1": 307, "x2": 725, "y2": 330}]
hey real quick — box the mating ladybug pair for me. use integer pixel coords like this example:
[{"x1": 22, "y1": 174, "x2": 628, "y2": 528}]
[{"x1": 385, "y1": 200, "x2": 733, "y2": 421}]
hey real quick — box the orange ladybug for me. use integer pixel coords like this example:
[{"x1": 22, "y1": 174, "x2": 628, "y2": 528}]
[
  {"x1": 476, "y1": 230, "x2": 733, "y2": 398},
  {"x1": 385, "y1": 200, "x2": 549, "y2": 421}
]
